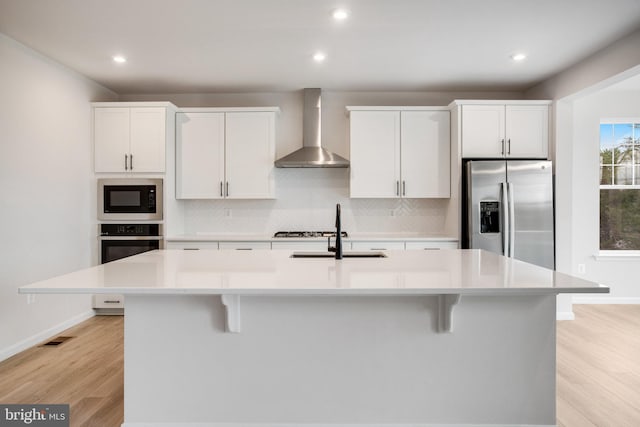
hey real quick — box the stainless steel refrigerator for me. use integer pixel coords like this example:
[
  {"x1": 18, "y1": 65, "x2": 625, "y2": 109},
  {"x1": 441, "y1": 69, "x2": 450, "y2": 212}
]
[{"x1": 463, "y1": 160, "x2": 555, "y2": 269}]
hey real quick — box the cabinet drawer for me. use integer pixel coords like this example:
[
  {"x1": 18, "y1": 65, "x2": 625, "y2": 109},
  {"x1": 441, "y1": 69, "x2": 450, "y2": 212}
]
[
  {"x1": 272, "y1": 241, "x2": 328, "y2": 251},
  {"x1": 218, "y1": 241, "x2": 271, "y2": 250},
  {"x1": 93, "y1": 294, "x2": 124, "y2": 309},
  {"x1": 350, "y1": 241, "x2": 405, "y2": 251},
  {"x1": 405, "y1": 241, "x2": 458, "y2": 250},
  {"x1": 166, "y1": 241, "x2": 219, "y2": 250}
]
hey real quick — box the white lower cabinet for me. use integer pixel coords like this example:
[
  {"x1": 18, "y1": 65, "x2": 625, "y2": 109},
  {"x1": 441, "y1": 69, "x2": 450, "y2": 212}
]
[
  {"x1": 93, "y1": 294, "x2": 124, "y2": 310},
  {"x1": 218, "y1": 241, "x2": 271, "y2": 250},
  {"x1": 271, "y1": 241, "x2": 328, "y2": 251},
  {"x1": 166, "y1": 242, "x2": 220, "y2": 250},
  {"x1": 405, "y1": 241, "x2": 459, "y2": 250},
  {"x1": 350, "y1": 241, "x2": 406, "y2": 251}
]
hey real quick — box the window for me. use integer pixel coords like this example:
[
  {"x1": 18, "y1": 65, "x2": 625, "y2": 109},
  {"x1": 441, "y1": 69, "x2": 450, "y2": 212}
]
[{"x1": 600, "y1": 121, "x2": 640, "y2": 250}]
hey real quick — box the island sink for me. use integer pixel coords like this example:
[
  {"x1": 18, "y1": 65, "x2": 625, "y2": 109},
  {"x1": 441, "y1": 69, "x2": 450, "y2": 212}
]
[{"x1": 291, "y1": 251, "x2": 387, "y2": 258}]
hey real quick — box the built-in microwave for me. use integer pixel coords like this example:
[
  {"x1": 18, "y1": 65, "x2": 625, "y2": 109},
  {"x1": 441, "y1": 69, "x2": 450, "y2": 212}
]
[{"x1": 98, "y1": 178, "x2": 163, "y2": 221}]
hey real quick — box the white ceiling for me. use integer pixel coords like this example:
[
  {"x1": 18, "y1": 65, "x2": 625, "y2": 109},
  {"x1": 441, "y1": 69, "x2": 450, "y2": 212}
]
[{"x1": 1, "y1": 0, "x2": 640, "y2": 94}]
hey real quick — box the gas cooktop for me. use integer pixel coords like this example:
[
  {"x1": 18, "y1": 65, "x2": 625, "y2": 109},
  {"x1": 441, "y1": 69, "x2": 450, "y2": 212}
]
[{"x1": 273, "y1": 231, "x2": 348, "y2": 238}]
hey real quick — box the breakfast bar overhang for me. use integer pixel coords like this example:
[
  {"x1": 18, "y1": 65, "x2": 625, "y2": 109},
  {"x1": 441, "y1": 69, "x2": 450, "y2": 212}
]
[{"x1": 19, "y1": 249, "x2": 608, "y2": 427}]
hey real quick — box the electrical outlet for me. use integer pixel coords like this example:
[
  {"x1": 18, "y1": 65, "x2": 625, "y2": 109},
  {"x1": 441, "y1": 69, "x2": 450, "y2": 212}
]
[
  {"x1": 389, "y1": 209, "x2": 396, "y2": 217},
  {"x1": 578, "y1": 264, "x2": 586, "y2": 274},
  {"x1": 224, "y1": 208, "x2": 232, "y2": 218},
  {"x1": 26, "y1": 294, "x2": 36, "y2": 304}
]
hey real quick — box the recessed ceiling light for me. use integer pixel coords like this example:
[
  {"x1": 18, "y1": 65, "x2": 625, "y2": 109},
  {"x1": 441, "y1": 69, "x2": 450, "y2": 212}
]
[
  {"x1": 313, "y1": 52, "x2": 326, "y2": 63},
  {"x1": 511, "y1": 53, "x2": 527, "y2": 62},
  {"x1": 332, "y1": 8, "x2": 349, "y2": 20},
  {"x1": 112, "y1": 55, "x2": 127, "y2": 64}
]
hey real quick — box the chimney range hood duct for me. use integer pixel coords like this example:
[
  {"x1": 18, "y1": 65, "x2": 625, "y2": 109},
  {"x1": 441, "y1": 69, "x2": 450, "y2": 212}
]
[{"x1": 275, "y1": 88, "x2": 349, "y2": 168}]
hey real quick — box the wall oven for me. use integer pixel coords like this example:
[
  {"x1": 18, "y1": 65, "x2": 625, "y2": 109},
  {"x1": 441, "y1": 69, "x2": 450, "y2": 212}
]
[
  {"x1": 99, "y1": 223, "x2": 163, "y2": 264},
  {"x1": 98, "y1": 178, "x2": 163, "y2": 221},
  {"x1": 96, "y1": 223, "x2": 163, "y2": 313}
]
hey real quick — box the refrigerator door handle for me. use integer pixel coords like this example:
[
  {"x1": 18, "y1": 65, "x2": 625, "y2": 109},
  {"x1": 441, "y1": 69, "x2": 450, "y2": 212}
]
[
  {"x1": 508, "y1": 182, "x2": 516, "y2": 258},
  {"x1": 501, "y1": 182, "x2": 509, "y2": 256}
]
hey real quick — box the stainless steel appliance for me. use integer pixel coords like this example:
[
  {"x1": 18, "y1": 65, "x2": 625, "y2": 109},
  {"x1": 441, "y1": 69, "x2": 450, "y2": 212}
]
[
  {"x1": 462, "y1": 160, "x2": 554, "y2": 269},
  {"x1": 98, "y1": 178, "x2": 163, "y2": 221},
  {"x1": 99, "y1": 223, "x2": 163, "y2": 263},
  {"x1": 95, "y1": 223, "x2": 163, "y2": 314}
]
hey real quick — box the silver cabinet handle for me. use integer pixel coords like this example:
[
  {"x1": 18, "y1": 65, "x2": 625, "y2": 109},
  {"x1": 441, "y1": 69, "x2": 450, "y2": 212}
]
[
  {"x1": 423, "y1": 247, "x2": 440, "y2": 250},
  {"x1": 124, "y1": 154, "x2": 128, "y2": 170},
  {"x1": 226, "y1": 182, "x2": 229, "y2": 197},
  {"x1": 220, "y1": 181, "x2": 223, "y2": 197},
  {"x1": 129, "y1": 154, "x2": 133, "y2": 170},
  {"x1": 183, "y1": 248, "x2": 200, "y2": 251},
  {"x1": 104, "y1": 300, "x2": 121, "y2": 304},
  {"x1": 396, "y1": 181, "x2": 399, "y2": 196},
  {"x1": 402, "y1": 181, "x2": 406, "y2": 196},
  {"x1": 501, "y1": 139, "x2": 505, "y2": 156},
  {"x1": 235, "y1": 248, "x2": 252, "y2": 250},
  {"x1": 507, "y1": 139, "x2": 511, "y2": 155}
]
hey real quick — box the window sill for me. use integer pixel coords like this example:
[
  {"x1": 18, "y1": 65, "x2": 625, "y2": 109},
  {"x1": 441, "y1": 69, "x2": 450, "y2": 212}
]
[{"x1": 595, "y1": 251, "x2": 640, "y2": 261}]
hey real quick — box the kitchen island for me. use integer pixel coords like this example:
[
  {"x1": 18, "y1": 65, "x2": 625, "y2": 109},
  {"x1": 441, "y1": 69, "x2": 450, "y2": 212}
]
[{"x1": 20, "y1": 249, "x2": 607, "y2": 427}]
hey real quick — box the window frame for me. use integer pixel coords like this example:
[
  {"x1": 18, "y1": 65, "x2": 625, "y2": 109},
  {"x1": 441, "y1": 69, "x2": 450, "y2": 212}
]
[{"x1": 599, "y1": 118, "x2": 640, "y2": 253}]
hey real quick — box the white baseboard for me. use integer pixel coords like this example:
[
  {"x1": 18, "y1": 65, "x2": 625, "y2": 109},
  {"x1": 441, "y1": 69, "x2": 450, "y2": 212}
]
[
  {"x1": 556, "y1": 311, "x2": 575, "y2": 321},
  {"x1": 573, "y1": 296, "x2": 640, "y2": 304},
  {"x1": 0, "y1": 310, "x2": 95, "y2": 362},
  {"x1": 122, "y1": 423, "x2": 556, "y2": 427}
]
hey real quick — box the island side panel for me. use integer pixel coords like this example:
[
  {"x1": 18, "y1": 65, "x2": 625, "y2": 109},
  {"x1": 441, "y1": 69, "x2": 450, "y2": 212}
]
[{"x1": 123, "y1": 294, "x2": 556, "y2": 426}]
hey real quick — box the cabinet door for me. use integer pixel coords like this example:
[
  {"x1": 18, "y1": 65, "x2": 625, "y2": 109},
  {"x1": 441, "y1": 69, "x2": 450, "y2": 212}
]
[
  {"x1": 176, "y1": 112, "x2": 225, "y2": 199},
  {"x1": 505, "y1": 105, "x2": 549, "y2": 159},
  {"x1": 129, "y1": 108, "x2": 166, "y2": 172},
  {"x1": 461, "y1": 105, "x2": 505, "y2": 158},
  {"x1": 350, "y1": 111, "x2": 400, "y2": 198},
  {"x1": 225, "y1": 112, "x2": 275, "y2": 199},
  {"x1": 94, "y1": 108, "x2": 130, "y2": 172},
  {"x1": 401, "y1": 111, "x2": 450, "y2": 198}
]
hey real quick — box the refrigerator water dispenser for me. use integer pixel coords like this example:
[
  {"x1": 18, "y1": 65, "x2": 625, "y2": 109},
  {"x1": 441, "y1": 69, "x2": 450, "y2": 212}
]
[{"x1": 480, "y1": 201, "x2": 500, "y2": 233}]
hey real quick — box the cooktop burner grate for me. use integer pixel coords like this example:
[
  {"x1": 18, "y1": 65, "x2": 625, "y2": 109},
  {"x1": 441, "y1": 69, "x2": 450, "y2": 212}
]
[{"x1": 273, "y1": 231, "x2": 348, "y2": 238}]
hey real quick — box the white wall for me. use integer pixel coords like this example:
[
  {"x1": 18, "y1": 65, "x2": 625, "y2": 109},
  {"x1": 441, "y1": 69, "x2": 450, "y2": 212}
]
[
  {"x1": 122, "y1": 90, "x2": 522, "y2": 237},
  {"x1": 569, "y1": 89, "x2": 640, "y2": 303},
  {"x1": 525, "y1": 27, "x2": 640, "y2": 310},
  {"x1": 0, "y1": 33, "x2": 117, "y2": 361}
]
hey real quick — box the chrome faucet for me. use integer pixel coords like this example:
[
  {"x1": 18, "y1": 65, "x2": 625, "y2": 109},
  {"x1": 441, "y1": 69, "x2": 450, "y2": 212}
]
[{"x1": 327, "y1": 203, "x2": 343, "y2": 259}]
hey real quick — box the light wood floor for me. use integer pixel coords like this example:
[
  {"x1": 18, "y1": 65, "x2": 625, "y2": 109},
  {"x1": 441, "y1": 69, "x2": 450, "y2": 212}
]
[
  {"x1": 0, "y1": 305, "x2": 639, "y2": 427},
  {"x1": 0, "y1": 315, "x2": 124, "y2": 427}
]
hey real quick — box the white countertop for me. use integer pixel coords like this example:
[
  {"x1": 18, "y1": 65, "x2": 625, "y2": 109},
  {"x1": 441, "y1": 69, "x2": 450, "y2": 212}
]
[
  {"x1": 19, "y1": 249, "x2": 607, "y2": 296},
  {"x1": 166, "y1": 233, "x2": 459, "y2": 242}
]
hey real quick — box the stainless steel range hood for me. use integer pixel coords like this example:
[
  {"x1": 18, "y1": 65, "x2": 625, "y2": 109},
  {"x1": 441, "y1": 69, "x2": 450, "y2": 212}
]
[{"x1": 275, "y1": 88, "x2": 349, "y2": 168}]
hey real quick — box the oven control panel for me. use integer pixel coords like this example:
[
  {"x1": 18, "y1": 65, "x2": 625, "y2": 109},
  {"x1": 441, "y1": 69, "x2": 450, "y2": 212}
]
[{"x1": 100, "y1": 223, "x2": 161, "y2": 236}]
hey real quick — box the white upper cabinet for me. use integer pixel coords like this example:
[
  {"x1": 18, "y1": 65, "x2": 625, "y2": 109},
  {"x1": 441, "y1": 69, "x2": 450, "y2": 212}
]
[
  {"x1": 176, "y1": 112, "x2": 225, "y2": 199},
  {"x1": 94, "y1": 103, "x2": 173, "y2": 173},
  {"x1": 349, "y1": 110, "x2": 400, "y2": 198},
  {"x1": 225, "y1": 112, "x2": 275, "y2": 199},
  {"x1": 176, "y1": 109, "x2": 277, "y2": 200},
  {"x1": 348, "y1": 108, "x2": 450, "y2": 199},
  {"x1": 401, "y1": 110, "x2": 450, "y2": 198},
  {"x1": 459, "y1": 102, "x2": 549, "y2": 159}
]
